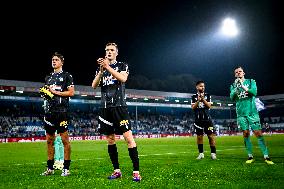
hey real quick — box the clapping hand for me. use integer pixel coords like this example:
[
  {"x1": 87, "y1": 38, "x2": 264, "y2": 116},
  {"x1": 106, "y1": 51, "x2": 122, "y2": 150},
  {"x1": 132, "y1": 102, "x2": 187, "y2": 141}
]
[
  {"x1": 198, "y1": 93, "x2": 204, "y2": 102},
  {"x1": 234, "y1": 78, "x2": 243, "y2": 88}
]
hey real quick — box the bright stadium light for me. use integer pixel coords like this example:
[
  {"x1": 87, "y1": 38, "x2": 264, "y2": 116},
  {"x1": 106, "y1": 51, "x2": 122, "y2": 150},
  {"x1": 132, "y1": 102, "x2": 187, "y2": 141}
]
[{"x1": 221, "y1": 18, "x2": 238, "y2": 37}]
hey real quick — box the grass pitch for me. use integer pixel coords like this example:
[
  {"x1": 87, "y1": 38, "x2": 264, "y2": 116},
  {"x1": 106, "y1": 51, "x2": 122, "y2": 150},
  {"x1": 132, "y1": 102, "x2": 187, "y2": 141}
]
[{"x1": 0, "y1": 135, "x2": 284, "y2": 189}]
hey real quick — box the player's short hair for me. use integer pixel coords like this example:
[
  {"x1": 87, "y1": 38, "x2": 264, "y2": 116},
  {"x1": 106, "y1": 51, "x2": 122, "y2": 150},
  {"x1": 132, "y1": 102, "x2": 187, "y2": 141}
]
[
  {"x1": 52, "y1": 52, "x2": 64, "y2": 63},
  {"x1": 234, "y1": 66, "x2": 244, "y2": 71},
  {"x1": 196, "y1": 80, "x2": 205, "y2": 86},
  {"x1": 106, "y1": 42, "x2": 118, "y2": 52}
]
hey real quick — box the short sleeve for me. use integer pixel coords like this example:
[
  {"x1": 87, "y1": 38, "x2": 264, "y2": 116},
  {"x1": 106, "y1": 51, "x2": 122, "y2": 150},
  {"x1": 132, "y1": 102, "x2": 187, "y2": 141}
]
[
  {"x1": 66, "y1": 73, "x2": 74, "y2": 88},
  {"x1": 207, "y1": 94, "x2": 212, "y2": 103},
  {"x1": 119, "y1": 62, "x2": 129, "y2": 74},
  {"x1": 191, "y1": 94, "x2": 197, "y2": 104},
  {"x1": 44, "y1": 75, "x2": 49, "y2": 85}
]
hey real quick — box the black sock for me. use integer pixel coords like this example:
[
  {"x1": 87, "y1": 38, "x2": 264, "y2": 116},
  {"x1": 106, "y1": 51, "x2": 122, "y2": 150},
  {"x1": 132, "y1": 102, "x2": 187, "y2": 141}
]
[
  {"x1": 198, "y1": 144, "x2": 203, "y2": 153},
  {"x1": 63, "y1": 160, "x2": 71, "y2": 170},
  {"x1": 210, "y1": 146, "x2": 216, "y2": 153},
  {"x1": 128, "y1": 147, "x2": 139, "y2": 171},
  {"x1": 47, "y1": 159, "x2": 54, "y2": 170},
  {"x1": 108, "y1": 144, "x2": 119, "y2": 170}
]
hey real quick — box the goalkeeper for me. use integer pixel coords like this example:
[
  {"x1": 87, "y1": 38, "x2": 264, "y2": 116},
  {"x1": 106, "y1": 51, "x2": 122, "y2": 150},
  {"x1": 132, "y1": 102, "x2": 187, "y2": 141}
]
[
  {"x1": 230, "y1": 66, "x2": 274, "y2": 165},
  {"x1": 40, "y1": 52, "x2": 75, "y2": 176}
]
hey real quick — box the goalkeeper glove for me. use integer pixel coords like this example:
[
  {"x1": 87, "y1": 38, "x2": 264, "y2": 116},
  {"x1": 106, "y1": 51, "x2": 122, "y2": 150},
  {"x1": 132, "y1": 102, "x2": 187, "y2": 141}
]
[
  {"x1": 39, "y1": 86, "x2": 54, "y2": 100},
  {"x1": 234, "y1": 78, "x2": 243, "y2": 89}
]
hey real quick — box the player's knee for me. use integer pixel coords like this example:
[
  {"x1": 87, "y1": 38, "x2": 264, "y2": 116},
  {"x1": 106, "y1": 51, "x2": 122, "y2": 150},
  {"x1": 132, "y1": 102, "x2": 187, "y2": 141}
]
[
  {"x1": 127, "y1": 140, "x2": 136, "y2": 148},
  {"x1": 107, "y1": 140, "x2": 116, "y2": 145},
  {"x1": 197, "y1": 135, "x2": 203, "y2": 140},
  {"x1": 46, "y1": 135, "x2": 55, "y2": 145},
  {"x1": 47, "y1": 139, "x2": 54, "y2": 146},
  {"x1": 207, "y1": 135, "x2": 213, "y2": 141},
  {"x1": 254, "y1": 130, "x2": 263, "y2": 137},
  {"x1": 107, "y1": 136, "x2": 116, "y2": 145},
  {"x1": 243, "y1": 130, "x2": 250, "y2": 137},
  {"x1": 124, "y1": 135, "x2": 136, "y2": 146},
  {"x1": 61, "y1": 138, "x2": 70, "y2": 146},
  {"x1": 209, "y1": 139, "x2": 215, "y2": 145}
]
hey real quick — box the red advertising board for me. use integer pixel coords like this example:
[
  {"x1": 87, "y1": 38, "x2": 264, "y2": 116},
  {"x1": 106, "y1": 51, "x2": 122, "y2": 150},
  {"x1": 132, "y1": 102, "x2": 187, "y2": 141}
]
[{"x1": 0, "y1": 133, "x2": 193, "y2": 143}]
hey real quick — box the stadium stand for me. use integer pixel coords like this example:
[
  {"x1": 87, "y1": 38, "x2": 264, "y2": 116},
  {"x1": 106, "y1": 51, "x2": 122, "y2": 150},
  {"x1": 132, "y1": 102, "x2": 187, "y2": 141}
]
[{"x1": 1, "y1": 79, "x2": 284, "y2": 142}]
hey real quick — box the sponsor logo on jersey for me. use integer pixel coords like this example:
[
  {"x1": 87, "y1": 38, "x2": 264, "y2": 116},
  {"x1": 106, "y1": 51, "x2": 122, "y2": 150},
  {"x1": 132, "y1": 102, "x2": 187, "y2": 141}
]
[{"x1": 50, "y1": 85, "x2": 62, "y2": 91}]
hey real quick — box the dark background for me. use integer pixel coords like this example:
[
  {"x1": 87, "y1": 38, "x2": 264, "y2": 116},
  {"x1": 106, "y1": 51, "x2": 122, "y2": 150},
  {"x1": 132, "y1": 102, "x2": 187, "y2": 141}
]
[{"x1": 1, "y1": 0, "x2": 283, "y2": 96}]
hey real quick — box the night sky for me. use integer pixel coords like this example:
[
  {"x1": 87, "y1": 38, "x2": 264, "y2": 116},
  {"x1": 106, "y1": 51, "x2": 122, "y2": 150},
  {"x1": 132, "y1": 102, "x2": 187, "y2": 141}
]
[{"x1": 1, "y1": 0, "x2": 283, "y2": 96}]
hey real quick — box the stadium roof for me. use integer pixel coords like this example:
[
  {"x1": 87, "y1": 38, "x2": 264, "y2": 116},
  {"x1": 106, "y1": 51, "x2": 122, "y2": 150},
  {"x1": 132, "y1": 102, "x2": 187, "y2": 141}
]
[{"x1": 1, "y1": 79, "x2": 284, "y2": 108}]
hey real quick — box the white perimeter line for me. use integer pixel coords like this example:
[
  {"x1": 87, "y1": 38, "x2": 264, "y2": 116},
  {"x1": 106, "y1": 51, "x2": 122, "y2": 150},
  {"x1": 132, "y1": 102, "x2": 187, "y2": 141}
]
[{"x1": 11, "y1": 148, "x2": 240, "y2": 166}]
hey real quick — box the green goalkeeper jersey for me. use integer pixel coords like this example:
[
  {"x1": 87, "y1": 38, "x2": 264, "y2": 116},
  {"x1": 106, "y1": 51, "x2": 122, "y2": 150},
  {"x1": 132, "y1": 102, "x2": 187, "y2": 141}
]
[{"x1": 230, "y1": 79, "x2": 258, "y2": 117}]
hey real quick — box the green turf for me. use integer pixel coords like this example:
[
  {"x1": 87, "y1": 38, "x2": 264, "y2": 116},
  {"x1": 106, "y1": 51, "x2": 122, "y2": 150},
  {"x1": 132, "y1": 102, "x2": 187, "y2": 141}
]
[{"x1": 0, "y1": 135, "x2": 284, "y2": 189}]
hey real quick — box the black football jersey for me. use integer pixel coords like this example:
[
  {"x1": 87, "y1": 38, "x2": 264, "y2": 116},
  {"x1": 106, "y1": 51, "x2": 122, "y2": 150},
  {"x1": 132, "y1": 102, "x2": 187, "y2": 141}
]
[
  {"x1": 191, "y1": 93, "x2": 212, "y2": 121},
  {"x1": 95, "y1": 61, "x2": 128, "y2": 108},
  {"x1": 44, "y1": 71, "x2": 74, "y2": 112}
]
